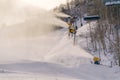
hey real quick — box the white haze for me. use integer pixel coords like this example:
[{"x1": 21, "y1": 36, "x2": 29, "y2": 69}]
[
  {"x1": 20, "y1": 0, "x2": 68, "y2": 10},
  {"x1": 0, "y1": 0, "x2": 69, "y2": 38},
  {"x1": 0, "y1": 0, "x2": 69, "y2": 62}
]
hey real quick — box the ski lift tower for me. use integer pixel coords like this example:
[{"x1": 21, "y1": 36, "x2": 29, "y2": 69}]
[
  {"x1": 104, "y1": 0, "x2": 120, "y2": 66},
  {"x1": 75, "y1": 3, "x2": 83, "y2": 27}
]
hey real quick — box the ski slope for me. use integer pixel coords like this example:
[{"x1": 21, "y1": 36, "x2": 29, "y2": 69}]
[{"x1": 0, "y1": 23, "x2": 120, "y2": 80}]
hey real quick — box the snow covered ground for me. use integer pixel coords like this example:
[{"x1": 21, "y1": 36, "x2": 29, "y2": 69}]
[
  {"x1": 0, "y1": 21, "x2": 120, "y2": 80},
  {"x1": 1, "y1": 0, "x2": 120, "y2": 80}
]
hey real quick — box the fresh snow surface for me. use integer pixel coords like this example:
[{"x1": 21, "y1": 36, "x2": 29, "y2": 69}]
[{"x1": 0, "y1": 22, "x2": 120, "y2": 80}]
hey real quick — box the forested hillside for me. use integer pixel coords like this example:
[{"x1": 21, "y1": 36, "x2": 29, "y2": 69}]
[{"x1": 55, "y1": 0, "x2": 120, "y2": 67}]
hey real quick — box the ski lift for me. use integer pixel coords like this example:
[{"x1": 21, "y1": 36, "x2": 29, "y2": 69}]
[
  {"x1": 83, "y1": 15, "x2": 100, "y2": 21},
  {"x1": 104, "y1": 0, "x2": 120, "y2": 6}
]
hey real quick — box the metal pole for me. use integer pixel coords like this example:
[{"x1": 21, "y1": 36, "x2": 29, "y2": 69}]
[{"x1": 80, "y1": 6, "x2": 83, "y2": 26}]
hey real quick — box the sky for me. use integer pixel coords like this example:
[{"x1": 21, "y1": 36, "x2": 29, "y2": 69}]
[{"x1": 20, "y1": 0, "x2": 67, "y2": 10}]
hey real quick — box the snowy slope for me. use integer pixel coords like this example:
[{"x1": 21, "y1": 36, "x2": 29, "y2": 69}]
[
  {"x1": 1, "y1": 1, "x2": 120, "y2": 80},
  {"x1": 0, "y1": 61, "x2": 120, "y2": 80},
  {"x1": 45, "y1": 31, "x2": 92, "y2": 67},
  {"x1": 0, "y1": 22, "x2": 120, "y2": 80}
]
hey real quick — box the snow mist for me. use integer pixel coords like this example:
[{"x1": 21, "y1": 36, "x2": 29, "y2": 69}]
[
  {"x1": 0, "y1": 0, "x2": 68, "y2": 38},
  {"x1": 0, "y1": 0, "x2": 68, "y2": 63}
]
